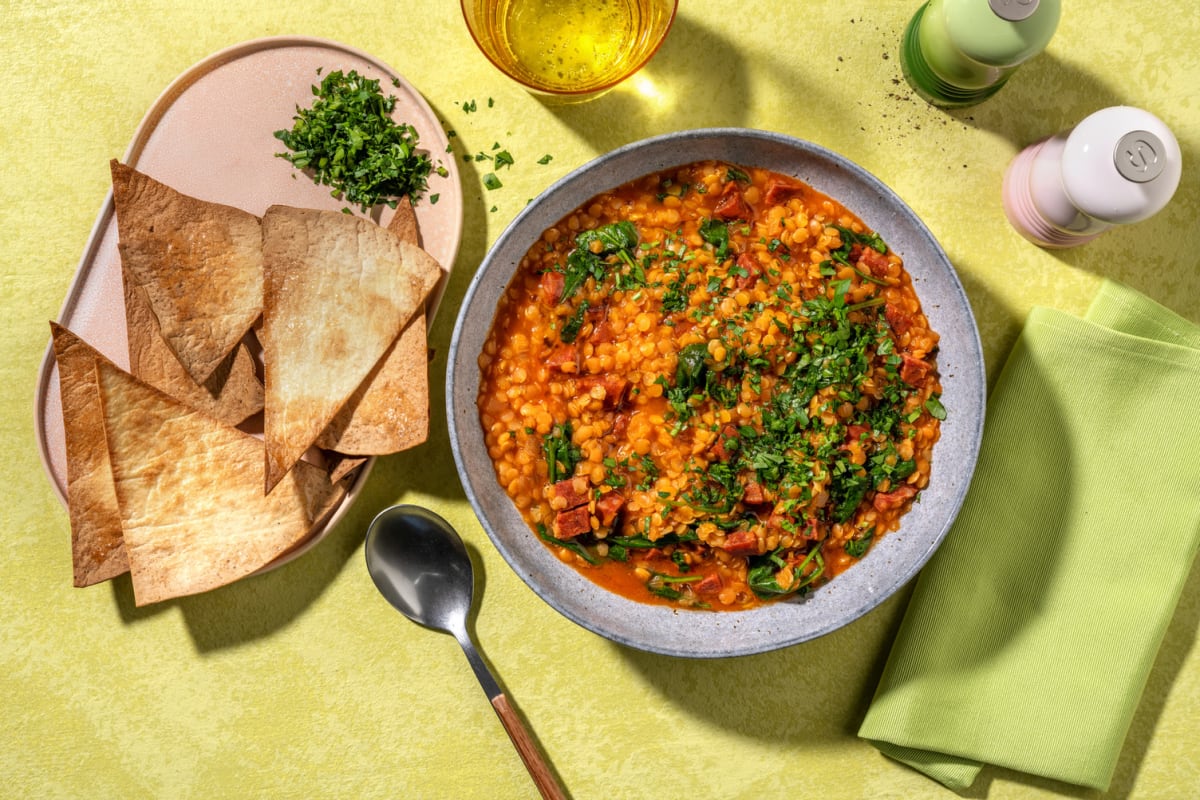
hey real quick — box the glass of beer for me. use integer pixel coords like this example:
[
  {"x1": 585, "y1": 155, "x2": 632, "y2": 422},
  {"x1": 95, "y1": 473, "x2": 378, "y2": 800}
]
[{"x1": 460, "y1": 0, "x2": 678, "y2": 101}]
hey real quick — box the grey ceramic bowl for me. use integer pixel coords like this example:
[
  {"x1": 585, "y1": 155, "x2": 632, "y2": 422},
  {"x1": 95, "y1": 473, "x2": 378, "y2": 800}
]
[{"x1": 447, "y1": 128, "x2": 985, "y2": 658}]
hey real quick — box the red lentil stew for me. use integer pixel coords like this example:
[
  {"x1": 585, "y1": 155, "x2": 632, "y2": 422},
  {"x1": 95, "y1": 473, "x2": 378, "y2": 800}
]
[{"x1": 477, "y1": 161, "x2": 943, "y2": 610}]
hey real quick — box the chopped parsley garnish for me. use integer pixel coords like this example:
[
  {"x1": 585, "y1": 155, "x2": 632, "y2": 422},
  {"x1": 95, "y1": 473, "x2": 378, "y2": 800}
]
[
  {"x1": 274, "y1": 69, "x2": 436, "y2": 212},
  {"x1": 925, "y1": 394, "x2": 947, "y2": 420}
]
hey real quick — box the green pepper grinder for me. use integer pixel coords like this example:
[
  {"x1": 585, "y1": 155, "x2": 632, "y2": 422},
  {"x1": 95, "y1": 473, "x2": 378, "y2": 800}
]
[{"x1": 901, "y1": 0, "x2": 1061, "y2": 107}]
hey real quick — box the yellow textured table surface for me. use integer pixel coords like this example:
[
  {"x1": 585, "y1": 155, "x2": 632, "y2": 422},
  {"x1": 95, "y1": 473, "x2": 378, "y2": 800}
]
[{"x1": 3, "y1": 2, "x2": 1198, "y2": 798}]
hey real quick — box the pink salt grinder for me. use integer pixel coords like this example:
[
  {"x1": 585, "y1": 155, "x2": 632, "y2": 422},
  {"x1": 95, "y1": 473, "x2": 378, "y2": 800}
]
[{"x1": 1002, "y1": 106, "x2": 1182, "y2": 248}]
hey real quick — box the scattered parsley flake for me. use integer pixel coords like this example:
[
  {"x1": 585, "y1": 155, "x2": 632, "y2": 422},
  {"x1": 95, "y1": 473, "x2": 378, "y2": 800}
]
[{"x1": 924, "y1": 394, "x2": 947, "y2": 420}]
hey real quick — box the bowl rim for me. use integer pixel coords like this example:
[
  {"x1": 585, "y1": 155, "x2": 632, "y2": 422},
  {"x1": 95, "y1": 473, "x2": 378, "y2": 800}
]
[{"x1": 447, "y1": 127, "x2": 985, "y2": 658}]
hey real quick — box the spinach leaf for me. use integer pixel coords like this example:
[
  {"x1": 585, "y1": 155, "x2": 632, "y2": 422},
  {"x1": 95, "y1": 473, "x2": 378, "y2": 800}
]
[
  {"x1": 699, "y1": 218, "x2": 730, "y2": 261},
  {"x1": 536, "y1": 523, "x2": 598, "y2": 565},
  {"x1": 576, "y1": 220, "x2": 638, "y2": 255},
  {"x1": 646, "y1": 570, "x2": 703, "y2": 602},
  {"x1": 560, "y1": 300, "x2": 589, "y2": 344},
  {"x1": 607, "y1": 530, "x2": 699, "y2": 550},
  {"x1": 747, "y1": 546, "x2": 825, "y2": 599},
  {"x1": 559, "y1": 221, "x2": 641, "y2": 300},
  {"x1": 830, "y1": 224, "x2": 888, "y2": 263},
  {"x1": 829, "y1": 461, "x2": 871, "y2": 523},
  {"x1": 844, "y1": 529, "x2": 874, "y2": 558},
  {"x1": 674, "y1": 342, "x2": 710, "y2": 394},
  {"x1": 542, "y1": 422, "x2": 581, "y2": 484}
]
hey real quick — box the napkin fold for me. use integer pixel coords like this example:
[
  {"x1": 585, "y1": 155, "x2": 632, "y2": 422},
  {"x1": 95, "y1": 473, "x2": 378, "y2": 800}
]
[{"x1": 859, "y1": 279, "x2": 1200, "y2": 792}]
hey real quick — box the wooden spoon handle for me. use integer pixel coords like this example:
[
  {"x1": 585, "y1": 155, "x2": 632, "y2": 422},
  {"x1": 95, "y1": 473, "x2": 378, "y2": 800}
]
[{"x1": 491, "y1": 693, "x2": 568, "y2": 800}]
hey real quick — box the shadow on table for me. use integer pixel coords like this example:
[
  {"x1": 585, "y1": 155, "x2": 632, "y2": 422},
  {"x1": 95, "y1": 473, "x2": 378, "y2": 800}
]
[
  {"x1": 612, "y1": 586, "x2": 914, "y2": 746},
  {"x1": 538, "y1": 15, "x2": 751, "y2": 150},
  {"x1": 539, "y1": 13, "x2": 842, "y2": 152}
]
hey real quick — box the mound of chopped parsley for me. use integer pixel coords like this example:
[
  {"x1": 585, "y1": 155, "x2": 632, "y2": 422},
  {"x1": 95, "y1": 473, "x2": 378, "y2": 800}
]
[{"x1": 274, "y1": 69, "x2": 443, "y2": 212}]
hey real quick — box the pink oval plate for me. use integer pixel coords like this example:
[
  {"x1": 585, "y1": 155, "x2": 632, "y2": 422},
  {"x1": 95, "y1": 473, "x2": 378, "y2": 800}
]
[{"x1": 34, "y1": 36, "x2": 463, "y2": 572}]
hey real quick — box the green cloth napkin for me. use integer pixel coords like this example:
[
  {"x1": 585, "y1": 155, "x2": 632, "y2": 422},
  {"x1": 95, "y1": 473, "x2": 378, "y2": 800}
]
[{"x1": 859, "y1": 279, "x2": 1200, "y2": 792}]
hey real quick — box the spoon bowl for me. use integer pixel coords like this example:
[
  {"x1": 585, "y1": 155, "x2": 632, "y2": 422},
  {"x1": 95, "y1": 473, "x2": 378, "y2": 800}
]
[
  {"x1": 364, "y1": 504, "x2": 567, "y2": 800},
  {"x1": 365, "y1": 505, "x2": 475, "y2": 636}
]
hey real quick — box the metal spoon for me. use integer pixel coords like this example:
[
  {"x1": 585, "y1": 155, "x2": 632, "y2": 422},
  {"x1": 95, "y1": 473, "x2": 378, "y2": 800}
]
[{"x1": 365, "y1": 504, "x2": 567, "y2": 800}]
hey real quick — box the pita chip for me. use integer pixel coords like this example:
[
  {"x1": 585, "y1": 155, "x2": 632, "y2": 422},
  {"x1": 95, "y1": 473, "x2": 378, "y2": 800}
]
[
  {"x1": 110, "y1": 159, "x2": 262, "y2": 385},
  {"x1": 50, "y1": 323, "x2": 128, "y2": 587},
  {"x1": 260, "y1": 205, "x2": 441, "y2": 492},
  {"x1": 316, "y1": 197, "x2": 433, "y2": 455},
  {"x1": 326, "y1": 452, "x2": 369, "y2": 485},
  {"x1": 122, "y1": 267, "x2": 263, "y2": 426},
  {"x1": 95, "y1": 358, "x2": 346, "y2": 606}
]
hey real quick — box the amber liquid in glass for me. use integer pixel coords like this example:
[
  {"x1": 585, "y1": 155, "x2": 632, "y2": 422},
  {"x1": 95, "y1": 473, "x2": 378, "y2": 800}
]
[{"x1": 483, "y1": 0, "x2": 663, "y2": 93}]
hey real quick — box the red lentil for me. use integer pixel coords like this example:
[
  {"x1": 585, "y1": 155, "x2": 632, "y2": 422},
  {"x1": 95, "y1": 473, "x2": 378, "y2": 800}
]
[{"x1": 478, "y1": 161, "x2": 942, "y2": 610}]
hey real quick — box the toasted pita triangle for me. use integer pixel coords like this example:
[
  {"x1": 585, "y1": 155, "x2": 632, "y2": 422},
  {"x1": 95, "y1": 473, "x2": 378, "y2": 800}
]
[
  {"x1": 95, "y1": 358, "x2": 346, "y2": 606},
  {"x1": 110, "y1": 160, "x2": 262, "y2": 385},
  {"x1": 386, "y1": 194, "x2": 422, "y2": 246},
  {"x1": 260, "y1": 205, "x2": 442, "y2": 492},
  {"x1": 122, "y1": 263, "x2": 263, "y2": 426},
  {"x1": 326, "y1": 452, "x2": 369, "y2": 485},
  {"x1": 316, "y1": 198, "x2": 433, "y2": 455},
  {"x1": 50, "y1": 323, "x2": 129, "y2": 587}
]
